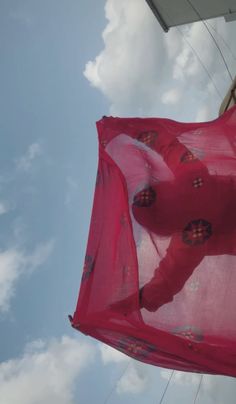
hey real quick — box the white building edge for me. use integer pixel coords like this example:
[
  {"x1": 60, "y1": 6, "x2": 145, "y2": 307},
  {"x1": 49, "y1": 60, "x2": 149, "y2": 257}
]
[{"x1": 146, "y1": 0, "x2": 236, "y2": 32}]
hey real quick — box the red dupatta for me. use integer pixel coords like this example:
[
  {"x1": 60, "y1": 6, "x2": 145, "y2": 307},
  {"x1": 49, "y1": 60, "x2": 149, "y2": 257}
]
[{"x1": 71, "y1": 106, "x2": 236, "y2": 377}]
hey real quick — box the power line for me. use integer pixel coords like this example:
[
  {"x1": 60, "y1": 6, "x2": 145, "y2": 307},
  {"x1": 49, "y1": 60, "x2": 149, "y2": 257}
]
[
  {"x1": 154, "y1": 0, "x2": 223, "y2": 101},
  {"x1": 103, "y1": 361, "x2": 131, "y2": 404},
  {"x1": 175, "y1": 26, "x2": 223, "y2": 101},
  {"x1": 158, "y1": 370, "x2": 175, "y2": 404},
  {"x1": 185, "y1": 0, "x2": 234, "y2": 82},
  {"x1": 193, "y1": 374, "x2": 203, "y2": 404},
  {"x1": 156, "y1": 369, "x2": 203, "y2": 404},
  {"x1": 206, "y1": 21, "x2": 236, "y2": 62}
]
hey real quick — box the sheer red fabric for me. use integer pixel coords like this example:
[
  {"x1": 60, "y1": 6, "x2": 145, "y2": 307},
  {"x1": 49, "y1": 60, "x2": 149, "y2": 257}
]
[{"x1": 71, "y1": 106, "x2": 236, "y2": 376}]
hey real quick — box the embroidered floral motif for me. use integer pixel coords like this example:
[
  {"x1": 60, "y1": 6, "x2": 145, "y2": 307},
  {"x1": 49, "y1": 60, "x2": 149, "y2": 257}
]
[
  {"x1": 82, "y1": 255, "x2": 95, "y2": 281},
  {"x1": 181, "y1": 151, "x2": 197, "y2": 163},
  {"x1": 182, "y1": 219, "x2": 212, "y2": 245},
  {"x1": 172, "y1": 325, "x2": 203, "y2": 342},
  {"x1": 137, "y1": 131, "x2": 158, "y2": 147},
  {"x1": 117, "y1": 336, "x2": 156, "y2": 359},
  {"x1": 133, "y1": 186, "x2": 156, "y2": 207},
  {"x1": 192, "y1": 177, "x2": 204, "y2": 188}
]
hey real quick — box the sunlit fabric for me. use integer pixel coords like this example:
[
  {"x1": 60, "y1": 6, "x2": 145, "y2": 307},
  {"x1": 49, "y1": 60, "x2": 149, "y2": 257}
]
[{"x1": 71, "y1": 106, "x2": 236, "y2": 376}]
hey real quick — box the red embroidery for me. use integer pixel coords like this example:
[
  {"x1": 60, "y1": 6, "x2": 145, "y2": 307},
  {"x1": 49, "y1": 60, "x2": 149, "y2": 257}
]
[
  {"x1": 137, "y1": 131, "x2": 158, "y2": 147},
  {"x1": 133, "y1": 187, "x2": 156, "y2": 207},
  {"x1": 182, "y1": 219, "x2": 212, "y2": 245}
]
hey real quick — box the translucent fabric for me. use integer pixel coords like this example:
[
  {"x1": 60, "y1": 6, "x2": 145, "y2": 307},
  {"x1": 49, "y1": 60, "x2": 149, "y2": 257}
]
[{"x1": 71, "y1": 106, "x2": 236, "y2": 376}]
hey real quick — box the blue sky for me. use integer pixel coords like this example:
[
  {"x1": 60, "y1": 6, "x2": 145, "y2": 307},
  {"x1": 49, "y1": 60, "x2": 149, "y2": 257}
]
[
  {"x1": 0, "y1": 0, "x2": 107, "y2": 342},
  {"x1": 1, "y1": 0, "x2": 236, "y2": 403}
]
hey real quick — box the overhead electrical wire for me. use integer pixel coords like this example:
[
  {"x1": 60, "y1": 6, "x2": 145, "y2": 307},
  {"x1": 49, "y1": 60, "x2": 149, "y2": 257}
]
[
  {"x1": 156, "y1": 370, "x2": 204, "y2": 404},
  {"x1": 175, "y1": 25, "x2": 223, "y2": 101},
  {"x1": 185, "y1": 0, "x2": 234, "y2": 82},
  {"x1": 103, "y1": 361, "x2": 131, "y2": 404},
  {"x1": 157, "y1": 370, "x2": 175, "y2": 404},
  {"x1": 193, "y1": 374, "x2": 203, "y2": 404},
  {"x1": 154, "y1": 0, "x2": 224, "y2": 101},
  {"x1": 206, "y1": 21, "x2": 236, "y2": 62}
]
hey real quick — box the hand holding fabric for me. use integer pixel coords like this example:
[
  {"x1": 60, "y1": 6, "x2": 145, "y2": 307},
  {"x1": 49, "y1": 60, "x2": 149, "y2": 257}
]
[{"x1": 109, "y1": 275, "x2": 173, "y2": 315}]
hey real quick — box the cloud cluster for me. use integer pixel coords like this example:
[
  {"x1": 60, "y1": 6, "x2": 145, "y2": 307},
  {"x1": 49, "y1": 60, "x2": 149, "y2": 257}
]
[
  {"x1": 84, "y1": 0, "x2": 167, "y2": 116},
  {"x1": 161, "y1": 369, "x2": 236, "y2": 403},
  {"x1": 116, "y1": 363, "x2": 150, "y2": 394},
  {"x1": 0, "y1": 240, "x2": 54, "y2": 312},
  {"x1": 0, "y1": 336, "x2": 95, "y2": 404},
  {"x1": 99, "y1": 343, "x2": 128, "y2": 364},
  {"x1": 16, "y1": 143, "x2": 42, "y2": 171},
  {"x1": 99, "y1": 343, "x2": 152, "y2": 395},
  {"x1": 0, "y1": 201, "x2": 10, "y2": 215},
  {"x1": 99, "y1": 343, "x2": 236, "y2": 401},
  {"x1": 65, "y1": 176, "x2": 79, "y2": 206},
  {"x1": 84, "y1": 0, "x2": 236, "y2": 120},
  {"x1": 161, "y1": 88, "x2": 182, "y2": 105}
]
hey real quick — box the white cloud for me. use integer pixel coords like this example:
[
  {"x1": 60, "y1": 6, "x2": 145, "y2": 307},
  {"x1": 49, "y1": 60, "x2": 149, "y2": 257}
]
[
  {"x1": 0, "y1": 336, "x2": 95, "y2": 404},
  {"x1": 0, "y1": 249, "x2": 25, "y2": 312},
  {"x1": 65, "y1": 177, "x2": 79, "y2": 206},
  {"x1": 99, "y1": 344, "x2": 129, "y2": 364},
  {"x1": 99, "y1": 343, "x2": 152, "y2": 395},
  {"x1": 161, "y1": 369, "x2": 200, "y2": 386},
  {"x1": 161, "y1": 88, "x2": 182, "y2": 105},
  {"x1": 84, "y1": 0, "x2": 236, "y2": 119},
  {"x1": 161, "y1": 369, "x2": 236, "y2": 404},
  {"x1": 116, "y1": 363, "x2": 149, "y2": 395},
  {"x1": 0, "y1": 201, "x2": 10, "y2": 215},
  {"x1": 84, "y1": 0, "x2": 168, "y2": 116},
  {"x1": 195, "y1": 104, "x2": 213, "y2": 122},
  {"x1": 16, "y1": 143, "x2": 42, "y2": 171},
  {"x1": 0, "y1": 240, "x2": 54, "y2": 312},
  {"x1": 204, "y1": 375, "x2": 236, "y2": 404},
  {"x1": 25, "y1": 239, "x2": 55, "y2": 273},
  {"x1": 172, "y1": 23, "x2": 213, "y2": 80}
]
